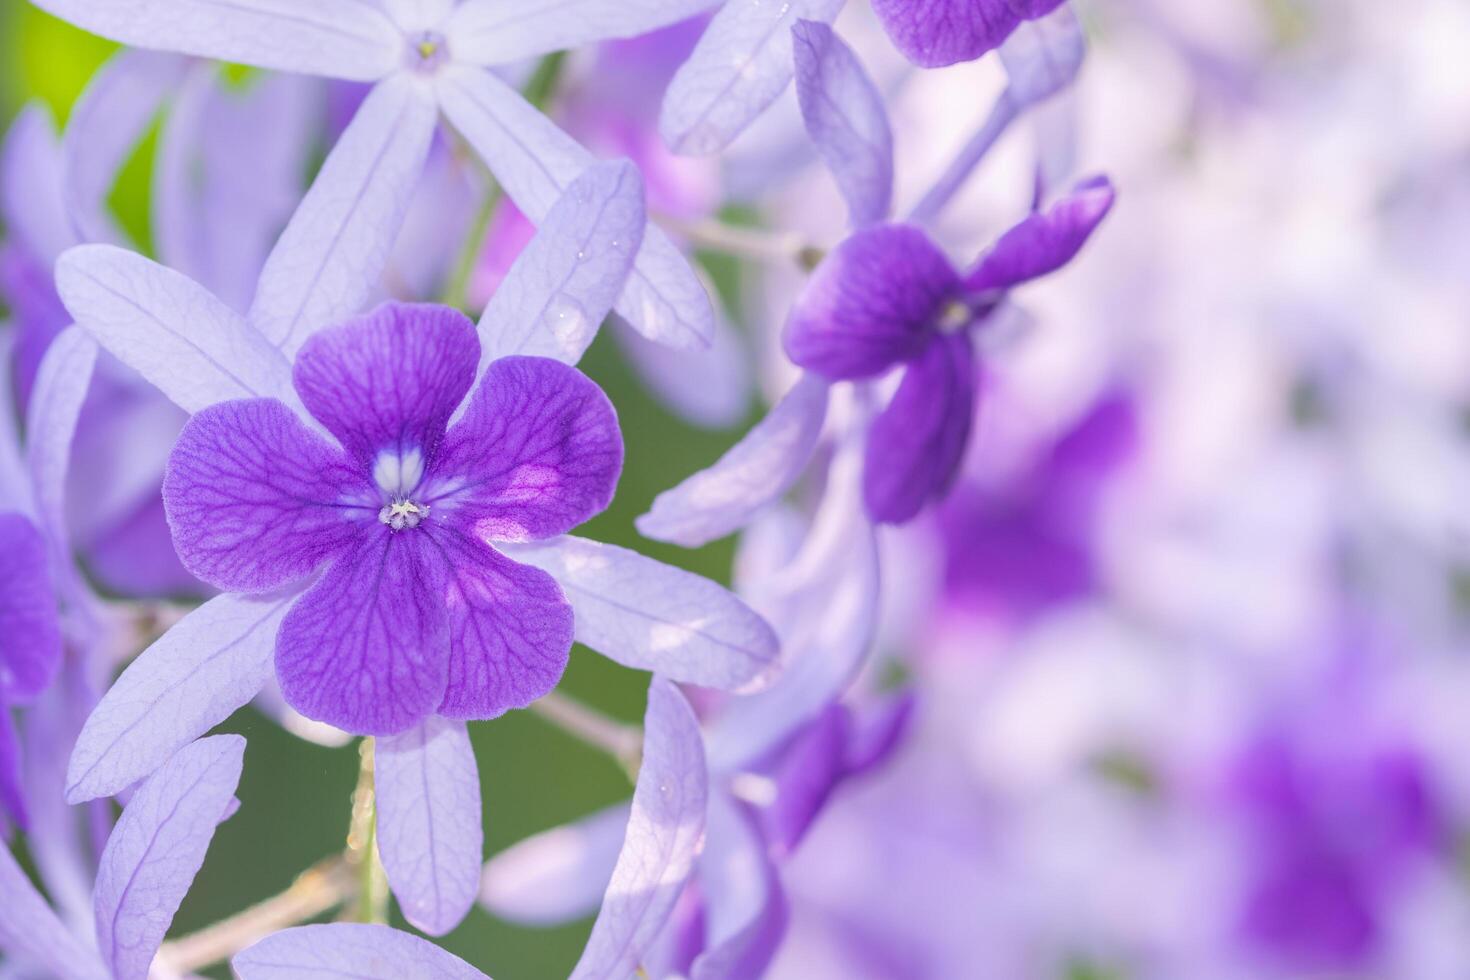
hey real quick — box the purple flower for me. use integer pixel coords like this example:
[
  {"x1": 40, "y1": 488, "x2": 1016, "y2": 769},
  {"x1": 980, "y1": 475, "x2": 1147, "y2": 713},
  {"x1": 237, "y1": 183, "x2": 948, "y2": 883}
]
[
  {"x1": 162, "y1": 301, "x2": 620, "y2": 737},
  {"x1": 783, "y1": 176, "x2": 1116, "y2": 524},
  {"x1": 872, "y1": 0, "x2": 1069, "y2": 68}
]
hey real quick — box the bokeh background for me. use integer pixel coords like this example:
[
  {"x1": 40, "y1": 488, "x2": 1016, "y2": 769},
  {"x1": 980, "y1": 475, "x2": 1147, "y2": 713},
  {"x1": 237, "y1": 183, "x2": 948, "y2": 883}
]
[{"x1": 5, "y1": 0, "x2": 1470, "y2": 977}]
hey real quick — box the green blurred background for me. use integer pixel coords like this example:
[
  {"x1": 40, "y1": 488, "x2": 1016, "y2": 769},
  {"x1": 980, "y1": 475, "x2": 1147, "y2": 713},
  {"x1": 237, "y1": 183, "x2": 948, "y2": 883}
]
[{"x1": 0, "y1": 4, "x2": 750, "y2": 975}]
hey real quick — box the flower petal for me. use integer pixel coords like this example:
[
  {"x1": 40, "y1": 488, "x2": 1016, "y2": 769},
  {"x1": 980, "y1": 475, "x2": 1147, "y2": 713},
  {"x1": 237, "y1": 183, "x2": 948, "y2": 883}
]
[
  {"x1": 793, "y1": 20, "x2": 893, "y2": 228},
  {"x1": 864, "y1": 333, "x2": 976, "y2": 524},
  {"x1": 475, "y1": 160, "x2": 645, "y2": 370},
  {"x1": 1, "y1": 104, "x2": 71, "y2": 266},
  {"x1": 54, "y1": 244, "x2": 300, "y2": 414},
  {"x1": 570, "y1": 678, "x2": 707, "y2": 980},
  {"x1": 93, "y1": 735, "x2": 245, "y2": 980},
  {"x1": 435, "y1": 64, "x2": 715, "y2": 350},
  {"x1": 783, "y1": 224, "x2": 958, "y2": 380},
  {"x1": 28, "y1": 0, "x2": 402, "y2": 81},
  {"x1": 0, "y1": 514, "x2": 63, "y2": 703},
  {"x1": 965, "y1": 175, "x2": 1117, "y2": 293},
  {"x1": 251, "y1": 77, "x2": 439, "y2": 358},
  {"x1": 659, "y1": 0, "x2": 845, "y2": 156},
  {"x1": 690, "y1": 791, "x2": 788, "y2": 980},
  {"x1": 234, "y1": 924, "x2": 489, "y2": 980},
  {"x1": 998, "y1": 3, "x2": 1085, "y2": 108},
  {"x1": 66, "y1": 591, "x2": 294, "y2": 803},
  {"x1": 872, "y1": 0, "x2": 1066, "y2": 68},
  {"x1": 637, "y1": 373, "x2": 829, "y2": 547},
  {"x1": 25, "y1": 326, "x2": 98, "y2": 580},
  {"x1": 445, "y1": 0, "x2": 719, "y2": 66},
  {"x1": 504, "y1": 535, "x2": 778, "y2": 692},
  {"x1": 163, "y1": 399, "x2": 366, "y2": 593},
  {"x1": 479, "y1": 803, "x2": 629, "y2": 926},
  {"x1": 62, "y1": 50, "x2": 189, "y2": 247},
  {"x1": 376, "y1": 716, "x2": 483, "y2": 937},
  {"x1": 0, "y1": 836, "x2": 108, "y2": 980},
  {"x1": 435, "y1": 356, "x2": 621, "y2": 543},
  {"x1": 275, "y1": 532, "x2": 451, "y2": 736},
  {"x1": 428, "y1": 528, "x2": 573, "y2": 721}
]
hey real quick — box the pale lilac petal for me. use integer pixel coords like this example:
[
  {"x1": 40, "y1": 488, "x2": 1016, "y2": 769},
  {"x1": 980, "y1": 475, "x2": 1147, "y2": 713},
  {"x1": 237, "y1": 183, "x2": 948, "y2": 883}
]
[
  {"x1": 842, "y1": 691, "x2": 916, "y2": 775},
  {"x1": 27, "y1": 0, "x2": 402, "y2": 81},
  {"x1": 24, "y1": 327, "x2": 98, "y2": 576},
  {"x1": 446, "y1": 0, "x2": 720, "y2": 66},
  {"x1": 1, "y1": 104, "x2": 72, "y2": 265},
  {"x1": 784, "y1": 224, "x2": 958, "y2": 379},
  {"x1": 570, "y1": 678, "x2": 707, "y2": 980},
  {"x1": 93, "y1": 735, "x2": 245, "y2": 980},
  {"x1": 479, "y1": 803, "x2": 628, "y2": 925},
  {"x1": 659, "y1": 0, "x2": 845, "y2": 156},
  {"x1": 0, "y1": 838, "x2": 108, "y2": 980},
  {"x1": 792, "y1": 20, "x2": 893, "y2": 227},
  {"x1": 66, "y1": 591, "x2": 294, "y2": 803},
  {"x1": 54, "y1": 244, "x2": 300, "y2": 414},
  {"x1": 62, "y1": 50, "x2": 189, "y2": 246},
  {"x1": 872, "y1": 0, "x2": 1066, "y2": 68},
  {"x1": 503, "y1": 536, "x2": 778, "y2": 692},
  {"x1": 612, "y1": 303, "x2": 752, "y2": 430},
  {"x1": 0, "y1": 514, "x2": 63, "y2": 703},
  {"x1": 998, "y1": 3, "x2": 1086, "y2": 108},
  {"x1": 376, "y1": 716, "x2": 483, "y2": 936},
  {"x1": 690, "y1": 791, "x2": 787, "y2": 980},
  {"x1": 234, "y1": 924, "x2": 489, "y2": 980},
  {"x1": 251, "y1": 77, "x2": 438, "y2": 358},
  {"x1": 636, "y1": 373, "x2": 829, "y2": 547},
  {"x1": 154, "y1": 68, "x2": 318, "y2": 312},
  {"x1": 163, "y1": 399, "x2": 367, "y2": 593},
  {"x1": 378, "y1": 0, "x2": 456, "y2": 33},
  {"x1": 434, "y1": 356, "x2": 622, "y2": 543},
  {"x1": 965, "y1": 175, "x2": 1117, "y2": 293},
  {"x1": 276, "y1": 532, "x2": 450, "y2": 736},
  {"x1": 864, "y1": 333, "x2": 976, "y2": 523},
  {"x1": 475, "y1": 160, "x2": 644, "y2": 369},
  {"x1": 429, "y1": 528, "x2": 573, "y2": 721},
  {"x1": 435, "y1": 65, "x2": 715, "y2": 350},
  {"x1": 292, "y1": 302, "x2": 478, "y2": 469}
]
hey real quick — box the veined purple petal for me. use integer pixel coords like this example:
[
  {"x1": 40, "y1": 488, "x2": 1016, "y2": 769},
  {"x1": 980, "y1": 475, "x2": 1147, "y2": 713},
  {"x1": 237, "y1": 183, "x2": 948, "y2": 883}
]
[
  {"x1": 445, "y1": 0, "x2": 720, "y2": 66},
  {"x1": 275, "y1": 531, "x2": 451, "y2": 736},
  {"x1": 864, "y1": 333, "x2": 976, "y2": 524},
  {"x1": 872, "y1": 0, "x2": 1067, "y2": 68},
  {"x1": 784, "y1": 224, "x2": 958, "y2": 380},
  {"x1": 964, "y1": 175, "x2": 1117, "y2": 293},
  {"x1": 28, "y1": 0, "x2": 402, "y2": 81},
  {"x1": 234, "y1": 923, "x2": 489, "y2": 979},
  {"x1": 475, "y1": 159, "x2": 645, "y2": 370},
  {"x1": 0, "y1": 514, "x2": 62, "y2": 703},
  {"x1": 164, "y1": 399, "x2": 366, "y2": 593},
  {"x1": 434, "y1": 64, "x2": 715, "y2": 350},
  {"x1": 998, "y1": 3, "x2": 1086, "y2": 108},
  {"x1": 793, "y1": 19, "x2": 894, "y2": 228},
  {"x1": 504, "y1": 535, "x2": 779, "y2": 692},
  {"x1": 251, "y1": 78, "x2": 438, "y2": 358},
  {"x1": 0, "y1": 836, "x2": 108, "y2": 980},
  {"x1": 0, "y1": 709, "x2": 26, "y2": 830},
  {"x1": 637, "y1": 373, "x2": 829, "y2": 548},
  {"x1": 376, "y1": 716, "x2": 483, "y2": 937},
  {"x1": 659, "y1": 0, "x2": 846, "y2": 157},
  {"x1": 293, "y1": 302, "x2": 479, "y2": 471},
  {"x1": 1, "y1": 104, "x2": 71, "y2": 266},
  {"x1": 690, "y1": 791, "x2": 788, "y2": 980},
  {"x1": 66, "y1": 591, "x2": 294, "y2": 804},
  {"x1": 93, "y1": 735, "x2": 245, "y2": 980},
  {"x1": 480, "y1": 803, "x2": 629, "y2": 926},
  {"x1": 25, "y1": 327, "x2": 98, "y2": 582},
  {"x1": 62, "y1": 50, "x2": 188, "y2": 247},
  {"x1": 434, "y1": 356, "x2": 622, "y2": 543},
  {"x1": 571, "y1": 678, "x2": 708, "y2": 980},
  {"x1": 429, "y1": 527, "x2": 573, "y2": 720}
]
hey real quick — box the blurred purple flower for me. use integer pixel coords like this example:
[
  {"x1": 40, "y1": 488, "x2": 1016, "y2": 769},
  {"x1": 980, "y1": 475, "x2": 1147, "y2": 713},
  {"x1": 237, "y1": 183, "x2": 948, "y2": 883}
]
[{"x1": 872, "y1": 0, "x2": 1069, "y2": 68}]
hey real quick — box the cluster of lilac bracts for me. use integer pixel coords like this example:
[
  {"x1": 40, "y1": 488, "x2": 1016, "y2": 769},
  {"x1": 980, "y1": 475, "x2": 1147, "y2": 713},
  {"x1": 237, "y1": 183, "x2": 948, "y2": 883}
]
[{"x1": 0, "y1": 0, "x2": 1109, "y2": 976}]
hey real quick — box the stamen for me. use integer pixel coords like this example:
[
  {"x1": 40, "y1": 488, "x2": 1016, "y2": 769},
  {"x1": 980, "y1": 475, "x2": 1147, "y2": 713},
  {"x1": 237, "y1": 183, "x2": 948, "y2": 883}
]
[
  {"x1": 404, "y1": 30, "x2": 450, "y2": 74},
  {"x1": 378, "y1": 499, "x2": 429, "y2": 531},
  {"x1": 937, "y1": 299, "x2": 974, "y2": 334}
]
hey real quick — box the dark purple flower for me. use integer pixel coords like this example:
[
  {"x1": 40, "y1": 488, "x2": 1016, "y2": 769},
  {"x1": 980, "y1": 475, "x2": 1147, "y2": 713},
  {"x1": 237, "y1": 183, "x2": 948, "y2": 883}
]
[
  {"x1": 872, "y1": 0, "x2": 1069, "y2": 68},
  {"x1": 783, "y1": 177, "x2": 1116, "y2": 524},
  {"x1": 161, "y1": 301, "x2": 623, "y2": 736}
]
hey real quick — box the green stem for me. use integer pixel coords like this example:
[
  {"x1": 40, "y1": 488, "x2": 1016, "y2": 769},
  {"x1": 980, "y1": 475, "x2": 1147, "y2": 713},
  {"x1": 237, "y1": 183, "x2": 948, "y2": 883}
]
[{"x1": 348, "y1": 738, "x2": 388, "y2": 925}]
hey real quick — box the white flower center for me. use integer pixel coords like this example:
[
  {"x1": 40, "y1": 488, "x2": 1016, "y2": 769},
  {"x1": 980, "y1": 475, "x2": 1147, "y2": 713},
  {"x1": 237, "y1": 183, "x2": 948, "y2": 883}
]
[
  {"x1": 373, "y1": 448, "x2": 424, "y2": 497},
  {"x1": 379, "y1": 499, "x2": 429, "y2": 531}
]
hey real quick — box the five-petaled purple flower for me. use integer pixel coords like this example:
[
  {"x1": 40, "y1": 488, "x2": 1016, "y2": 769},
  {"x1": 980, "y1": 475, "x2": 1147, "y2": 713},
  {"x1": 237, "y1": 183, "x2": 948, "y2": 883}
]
[
  {"x1": 163, "y1": 301, "x2": 621, "y2": 736},
  {"x1": 783, "y1": 175, "x2": 1116, "y2": 524}
]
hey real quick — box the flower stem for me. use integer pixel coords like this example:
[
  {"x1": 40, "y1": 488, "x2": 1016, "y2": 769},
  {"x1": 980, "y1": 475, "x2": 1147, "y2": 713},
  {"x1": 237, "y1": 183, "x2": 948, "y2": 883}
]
[
  {"x1": 347, "y1": 737, "x2": 388, "y2": 925},
  {"x1": 658, "y1": 214, "x2": 824, "y2": 270},
  {"x1": 908, "y1": 90, "x2": 1020, "y2": 225},
  {"x1": 531, "y1": 691, "x2": 643, "y2": 776}
]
